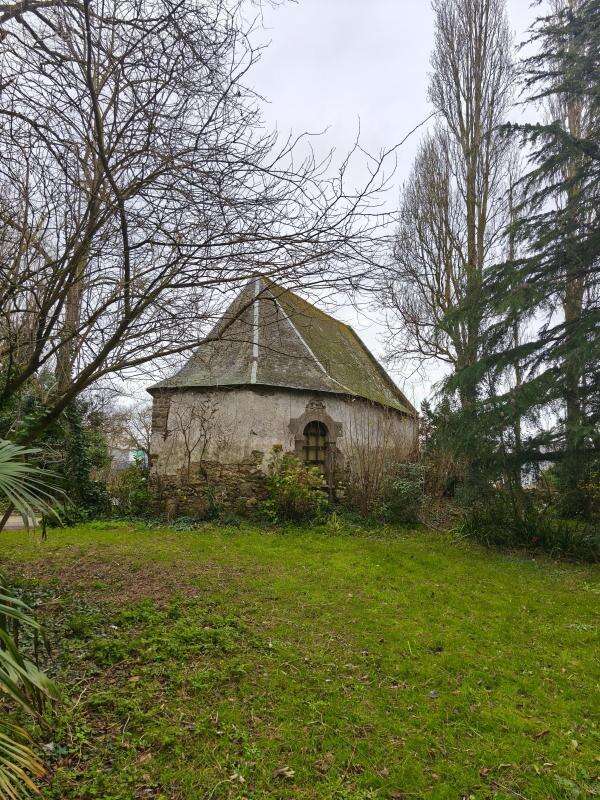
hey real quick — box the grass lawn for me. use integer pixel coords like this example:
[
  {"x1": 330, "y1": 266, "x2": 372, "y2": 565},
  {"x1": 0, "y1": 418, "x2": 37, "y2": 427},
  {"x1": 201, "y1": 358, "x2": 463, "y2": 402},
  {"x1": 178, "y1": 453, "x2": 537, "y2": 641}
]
[{"x1": 1, "y1": 520, "x2": 599, "y2": 800}]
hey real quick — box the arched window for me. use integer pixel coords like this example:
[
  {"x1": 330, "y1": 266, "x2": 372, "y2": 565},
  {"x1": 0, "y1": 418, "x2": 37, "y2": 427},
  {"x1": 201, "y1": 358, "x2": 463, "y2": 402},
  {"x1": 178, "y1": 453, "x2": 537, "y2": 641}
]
[{"x1": 303, "y1": 421, "x2": 328, "y2": 467}]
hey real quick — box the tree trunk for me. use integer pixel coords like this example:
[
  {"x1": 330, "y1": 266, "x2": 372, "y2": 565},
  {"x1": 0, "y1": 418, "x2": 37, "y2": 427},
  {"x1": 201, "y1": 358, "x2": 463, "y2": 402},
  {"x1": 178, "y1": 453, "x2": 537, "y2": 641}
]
[{"x1": 559, "y1": 64, "x2": 587, "y2": 516}]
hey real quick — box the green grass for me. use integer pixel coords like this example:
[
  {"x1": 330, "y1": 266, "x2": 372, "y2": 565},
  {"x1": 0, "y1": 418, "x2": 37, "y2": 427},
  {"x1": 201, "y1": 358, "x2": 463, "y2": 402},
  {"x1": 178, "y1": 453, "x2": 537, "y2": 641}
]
[{"x1": 1, "y1": 519, "x2": 599, "y2": 800}]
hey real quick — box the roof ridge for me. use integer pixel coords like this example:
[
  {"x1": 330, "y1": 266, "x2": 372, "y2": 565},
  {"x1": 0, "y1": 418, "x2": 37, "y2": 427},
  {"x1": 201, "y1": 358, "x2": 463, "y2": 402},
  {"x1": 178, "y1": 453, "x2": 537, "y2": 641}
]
[
  {"x1": 250, "y1": 277, "x2": 260, "y2": 384},
  {"x1": 262, "y1": 286, "x2": 328, "y2": 376},
  {"x1": 263, "y1": 287, "x2": 354, "y2": 395},
  {"x1": 264, "y1": 279, "x2": 415, "y2": 414}
]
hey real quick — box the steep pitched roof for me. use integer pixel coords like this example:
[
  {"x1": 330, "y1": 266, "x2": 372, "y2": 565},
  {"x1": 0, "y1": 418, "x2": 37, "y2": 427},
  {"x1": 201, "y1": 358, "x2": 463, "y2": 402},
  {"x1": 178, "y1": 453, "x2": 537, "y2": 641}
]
[{"x1": 149, "y1": 279, "x2": 415, "y2": 415}]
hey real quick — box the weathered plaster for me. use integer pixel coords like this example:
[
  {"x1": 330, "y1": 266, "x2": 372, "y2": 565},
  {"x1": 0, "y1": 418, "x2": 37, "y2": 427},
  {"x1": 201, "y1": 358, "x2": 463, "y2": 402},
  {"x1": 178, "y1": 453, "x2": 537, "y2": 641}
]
[{"x1": 150, "y1": 386, "x2": 417, "y2": 478}]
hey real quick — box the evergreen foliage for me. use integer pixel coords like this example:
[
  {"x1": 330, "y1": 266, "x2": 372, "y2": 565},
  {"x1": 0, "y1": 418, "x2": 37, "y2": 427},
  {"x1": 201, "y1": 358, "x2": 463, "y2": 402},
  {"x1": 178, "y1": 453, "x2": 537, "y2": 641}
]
[
  {"x1": 450, "y1": 0, "x2": 600, "y2": 520},
  {"x1": 1, "y1": 388, "x2": 110, "y2": 523}
]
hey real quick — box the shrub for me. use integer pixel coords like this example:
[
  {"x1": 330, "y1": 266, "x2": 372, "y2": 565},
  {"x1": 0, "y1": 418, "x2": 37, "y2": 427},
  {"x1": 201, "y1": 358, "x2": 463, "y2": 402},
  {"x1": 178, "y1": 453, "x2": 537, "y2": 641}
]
[
  {"x1": 109, "y1": 461, "x2": 152, "y2": 517},
  {"x1": 216, "y1": 510, "x2": 243, "y2": 528},
  {"x1": 420, "y1": 398, "x2": 467, "y2": 497},
  {"x1": 343, "y1": 460, "x2": 424, "y2": 525},
  {"x1": 584, "y1": 460, "x2": 600, "y2": 520},
  {"x1": 377, "y1": 462, "x2": 425, "y2": 524},
  {"x1": 9, "y1": 396, "x2": 111, "y2": 524},
  {"x1": 52, "y1": 479, "x2": 111, "y2": 527},
  {"x1": 169, "y1": 515, "x2": 206, "y2": 531},
  {"x1": 187, "y1": 487, "x2": 221, "y2": 522},
  {"x1": 459, "y1": 489, "x2": 599, "y2": 562},
  {"x1": 259, "y1": 450, "x2": 329, "y2": 524},
  {"x1": 342, "y1": 404, "x2": 414, "y2": 516}
]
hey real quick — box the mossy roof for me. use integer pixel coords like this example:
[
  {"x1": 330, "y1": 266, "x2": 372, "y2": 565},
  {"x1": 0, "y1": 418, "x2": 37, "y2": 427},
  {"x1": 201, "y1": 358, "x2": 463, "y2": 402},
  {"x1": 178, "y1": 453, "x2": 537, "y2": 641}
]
[{"x1": 149, "y1": 280, "x2": 415, "y2": 415}]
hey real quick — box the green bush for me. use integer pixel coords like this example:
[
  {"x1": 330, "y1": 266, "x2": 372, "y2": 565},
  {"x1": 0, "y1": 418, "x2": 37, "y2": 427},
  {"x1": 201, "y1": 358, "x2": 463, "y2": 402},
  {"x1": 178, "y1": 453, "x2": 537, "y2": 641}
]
[
  {"x1": 216, "y1": 510, "x2": 243, "y2": 528},
  {"x1": 169, "y1": 515, "x2": 205, "y2": 531},
  {"x1": 377, "y1": 463, "x2": 424, "y2": 524},
  {"x1": 420, "y1": 398, "x2": 467, "y2": 497},
  {"x1": 109, "y1": 461, "x2": 152, "y2": 517},
  {"x1": 459, "y1": 489, "x2": 599, "y2": 562},
  {"x1": 259, "y1": 450, "x2": 329, "y2": 524}
]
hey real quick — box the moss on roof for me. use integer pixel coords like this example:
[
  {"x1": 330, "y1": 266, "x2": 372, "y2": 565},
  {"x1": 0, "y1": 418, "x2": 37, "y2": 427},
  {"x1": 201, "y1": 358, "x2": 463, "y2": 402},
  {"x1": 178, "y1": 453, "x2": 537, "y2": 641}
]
[
  {"x1": 270, "y1": 285, "x2": 414, "y2": 413},
  {"x1": 150, "y1": 279, "x2": 415, "y2": 415}
]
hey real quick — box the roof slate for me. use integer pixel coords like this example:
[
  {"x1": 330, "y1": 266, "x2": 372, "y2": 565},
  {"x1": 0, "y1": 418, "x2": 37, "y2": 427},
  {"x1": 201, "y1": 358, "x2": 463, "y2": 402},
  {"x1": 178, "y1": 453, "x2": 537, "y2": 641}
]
[{"x1": 149, "y1": 279, "x2": 415, "y2": 415}]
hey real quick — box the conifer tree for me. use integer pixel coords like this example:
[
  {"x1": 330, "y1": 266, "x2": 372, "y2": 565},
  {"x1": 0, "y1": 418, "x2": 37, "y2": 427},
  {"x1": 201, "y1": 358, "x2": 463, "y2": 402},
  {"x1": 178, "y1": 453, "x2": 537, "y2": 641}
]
[{"x1": 462, "y1": 0, "x2": 599, "y2": 515}]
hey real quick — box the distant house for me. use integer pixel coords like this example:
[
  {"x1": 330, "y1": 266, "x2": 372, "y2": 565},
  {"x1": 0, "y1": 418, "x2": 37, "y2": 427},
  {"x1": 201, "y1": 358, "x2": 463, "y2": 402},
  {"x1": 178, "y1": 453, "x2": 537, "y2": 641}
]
[
  {"x1": 148, "y1": 279, "x2": 417, "y2": 509},
  {"x1": 109, "y1": 431, "x2": 147, "y2": 471},
  {"x1": 110, "y1": 445, "x2": 147, "y2": 471}
]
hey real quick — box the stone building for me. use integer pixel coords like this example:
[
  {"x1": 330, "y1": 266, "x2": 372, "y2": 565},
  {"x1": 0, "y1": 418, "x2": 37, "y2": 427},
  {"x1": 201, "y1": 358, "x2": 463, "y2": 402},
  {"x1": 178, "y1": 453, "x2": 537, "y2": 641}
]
[{"x1": 148, "y1": 279, "x2": 417, "y2": 512}]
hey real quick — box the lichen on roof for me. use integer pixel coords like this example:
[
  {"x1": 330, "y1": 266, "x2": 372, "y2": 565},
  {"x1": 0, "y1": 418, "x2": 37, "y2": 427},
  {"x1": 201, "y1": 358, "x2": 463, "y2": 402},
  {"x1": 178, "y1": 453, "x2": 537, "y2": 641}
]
[{"x1": 149, "y1": 279, "x2": 415, "y2": 415}]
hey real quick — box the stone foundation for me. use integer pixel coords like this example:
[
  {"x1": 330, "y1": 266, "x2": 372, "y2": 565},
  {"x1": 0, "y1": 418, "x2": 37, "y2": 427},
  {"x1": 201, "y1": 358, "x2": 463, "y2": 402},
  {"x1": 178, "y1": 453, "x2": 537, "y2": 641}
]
[{"x1": 150, "y1": 453, "x2": 268, "y2": 519}]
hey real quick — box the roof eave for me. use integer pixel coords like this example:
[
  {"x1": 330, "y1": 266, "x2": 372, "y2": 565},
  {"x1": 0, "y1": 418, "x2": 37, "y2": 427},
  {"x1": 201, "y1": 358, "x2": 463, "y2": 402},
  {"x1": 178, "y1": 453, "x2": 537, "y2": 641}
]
[{"x1": 146, "y1": 381, "x2": 413, "y2": 416}]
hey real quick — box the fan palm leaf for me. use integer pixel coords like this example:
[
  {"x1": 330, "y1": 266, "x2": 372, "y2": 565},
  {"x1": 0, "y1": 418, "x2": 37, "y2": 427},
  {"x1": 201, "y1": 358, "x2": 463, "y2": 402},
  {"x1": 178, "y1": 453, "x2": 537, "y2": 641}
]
[
  {"x1": 0, "y1": 724, "x2": 45, "y2": 799},
  {"x1": 0, "y1": 580, "x2": 58, "y2": 799},
  {"x1": 0, "y1": 440, "x2": 62, "y2": 798},
  {"x1": 0, "y1": 578, "x2": 58, "y2": 799},
  {"x1": 0, "y1": 439, "x2": 63, "y2": 522}
]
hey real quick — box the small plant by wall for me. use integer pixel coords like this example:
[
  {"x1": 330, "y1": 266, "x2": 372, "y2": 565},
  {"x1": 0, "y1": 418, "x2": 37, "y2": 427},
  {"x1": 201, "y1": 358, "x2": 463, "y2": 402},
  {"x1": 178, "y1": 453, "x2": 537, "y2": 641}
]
[{"x1": 258, "y1": 449, "x2": 329, "y2": 524}]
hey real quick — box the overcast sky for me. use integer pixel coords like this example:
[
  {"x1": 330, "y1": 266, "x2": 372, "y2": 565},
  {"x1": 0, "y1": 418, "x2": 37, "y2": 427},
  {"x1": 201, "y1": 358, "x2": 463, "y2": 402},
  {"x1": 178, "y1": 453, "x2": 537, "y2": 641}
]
[{"x1": 245, "y1": 0, "x2": 540, "y2": 408}]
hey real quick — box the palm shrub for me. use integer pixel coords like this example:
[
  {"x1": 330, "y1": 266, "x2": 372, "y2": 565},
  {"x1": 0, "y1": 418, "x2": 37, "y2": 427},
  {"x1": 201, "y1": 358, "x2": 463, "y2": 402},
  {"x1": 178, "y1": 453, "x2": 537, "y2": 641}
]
[
  {"x1": 0, "y1": 439, "x2": 61, "y2": 796},
  {"x1": 0, "y1": 440, "x2": 62, "y2": 525},
  {"x1": 0, "y1": 723, "x2": 45, "y2": 800},
  {"x1": 0, "y1": 574, "x2": 60, "y2": 798}
]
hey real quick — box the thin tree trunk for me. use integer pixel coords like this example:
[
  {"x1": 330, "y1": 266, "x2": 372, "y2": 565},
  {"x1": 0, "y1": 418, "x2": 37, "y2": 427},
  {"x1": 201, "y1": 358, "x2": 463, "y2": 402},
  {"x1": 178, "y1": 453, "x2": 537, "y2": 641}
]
[
  {"x1": 0, "y1": 504, "x2": 14, "y2": 533},
  {"x1": 560, "y1": 39, "x2": 587, "y2": 515}
]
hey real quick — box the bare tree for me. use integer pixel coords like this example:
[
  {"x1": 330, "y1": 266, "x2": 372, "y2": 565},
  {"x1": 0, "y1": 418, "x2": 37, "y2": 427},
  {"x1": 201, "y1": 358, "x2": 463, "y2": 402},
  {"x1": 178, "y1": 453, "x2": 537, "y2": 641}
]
[
  {"x1": 382, "y1": 128, "x2": 467, "y2": 371},
  {"x1": 166, "y1": 398, "x2": 229, "y2": 483},
  {"x1": 382, "y1": 0, "x2": 514, "y2": 405},
  {"x1": 125, "y1": 404, "x2": 153, "y2": 463},
  {"x1": 0, "y1": 0, "x2": 394, "y2": 453},
  {"x1": 343, "y1": 403, "x2": 414, "y2": 515},
  {"x1": 95, "y1": 400, "x2": 153, "y2": 462}
]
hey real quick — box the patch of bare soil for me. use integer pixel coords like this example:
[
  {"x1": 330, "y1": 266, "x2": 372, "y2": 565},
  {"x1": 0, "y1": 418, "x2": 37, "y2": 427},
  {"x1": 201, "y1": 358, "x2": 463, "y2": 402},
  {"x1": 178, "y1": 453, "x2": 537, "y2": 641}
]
[{"x1": 13, "y1": 556, "x2": 214, "y2": 604}]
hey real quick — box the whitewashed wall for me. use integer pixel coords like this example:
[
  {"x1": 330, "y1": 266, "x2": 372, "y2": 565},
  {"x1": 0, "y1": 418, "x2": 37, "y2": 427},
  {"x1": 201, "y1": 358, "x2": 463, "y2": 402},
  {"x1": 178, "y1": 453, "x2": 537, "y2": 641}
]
[{"x1": 150, "y1": 387, "x2": 417, "y2": 476}]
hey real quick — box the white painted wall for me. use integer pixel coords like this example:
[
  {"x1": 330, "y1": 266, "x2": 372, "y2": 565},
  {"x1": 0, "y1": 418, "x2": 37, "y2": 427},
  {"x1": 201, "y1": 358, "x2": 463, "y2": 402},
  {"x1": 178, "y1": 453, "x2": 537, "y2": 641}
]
[{"x1": 151, "y1": 387, "x2": 417, "y2": 476}]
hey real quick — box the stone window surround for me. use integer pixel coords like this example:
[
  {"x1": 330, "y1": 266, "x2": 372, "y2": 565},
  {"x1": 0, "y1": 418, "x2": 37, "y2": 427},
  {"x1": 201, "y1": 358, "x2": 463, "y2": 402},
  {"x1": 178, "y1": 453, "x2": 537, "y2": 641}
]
[{"x1": 289, "y1": 399, "x2": 342, "y2": 461}]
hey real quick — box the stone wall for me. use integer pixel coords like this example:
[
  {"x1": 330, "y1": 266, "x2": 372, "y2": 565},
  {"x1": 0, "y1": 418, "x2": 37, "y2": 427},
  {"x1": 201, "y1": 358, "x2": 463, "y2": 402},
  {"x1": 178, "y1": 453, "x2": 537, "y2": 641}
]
[
  {"x1": 151, "y1": 390, "x2": 173, "y2": 439},
  {"x1": 150, "y1": 452, "x2": 268, "y2": 518}
]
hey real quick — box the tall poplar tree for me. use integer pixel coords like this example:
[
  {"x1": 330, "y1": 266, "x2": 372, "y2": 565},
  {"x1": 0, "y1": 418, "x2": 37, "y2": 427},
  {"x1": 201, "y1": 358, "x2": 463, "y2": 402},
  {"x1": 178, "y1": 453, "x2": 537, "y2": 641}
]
[{"x1": 383, "y1": 0, "x2": 514, "y2": 409}]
